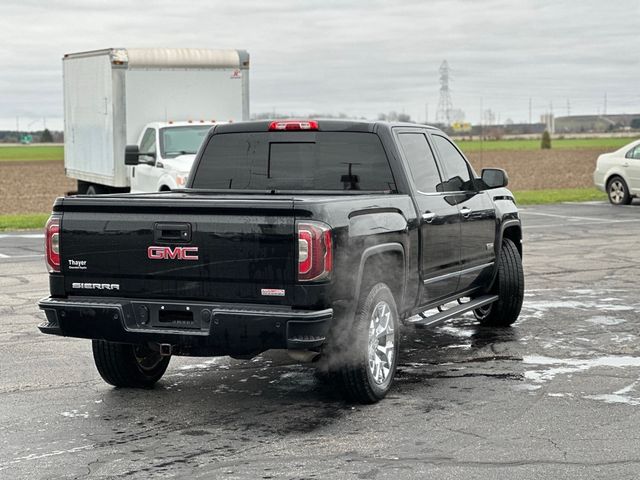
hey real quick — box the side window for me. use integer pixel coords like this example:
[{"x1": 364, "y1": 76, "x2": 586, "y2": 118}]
[
  {"x1": 398, "y1": 132, "x2": 442, "y2": 193},
  {"x1": 627, "y1": 146, "x2": 640, "y2": 160},
  {"x1": 140, "y1": 128, "x2": 156, "y2": 154},
  {"x1": 432, "y1": 134, "x2": 473, "y2": 192}
]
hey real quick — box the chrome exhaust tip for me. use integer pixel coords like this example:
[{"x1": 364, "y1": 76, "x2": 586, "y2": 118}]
[{"x1": 287, "y1": 349, "x2": 320, "y2": 363}]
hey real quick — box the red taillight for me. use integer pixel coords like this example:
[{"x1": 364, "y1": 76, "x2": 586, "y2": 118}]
[
  {"x1": 297, "y1": 221, "x2": 332, "y2": 282},
  {"x1": 269, "y1": 120, "x2": 318, "y2": 131},
  {"x1": 45, "y1": 216, "x2": 61, "y2": 273}
]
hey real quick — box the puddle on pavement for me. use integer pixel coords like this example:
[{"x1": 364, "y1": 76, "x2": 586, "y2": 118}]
[
  {"x1": 584, "y1": 381, "x2": 640, "y2": 406},
  {"x1": 523, "y1": 355, "x2": 640, "y2": 383},
  {"x1": 586, "y1": 316, "x2": 626, "y2": 326}
]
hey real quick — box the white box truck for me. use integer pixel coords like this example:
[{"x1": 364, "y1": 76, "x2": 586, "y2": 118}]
[{"x1": 63, "y1": 48, "x2": 250, "y2": 194}]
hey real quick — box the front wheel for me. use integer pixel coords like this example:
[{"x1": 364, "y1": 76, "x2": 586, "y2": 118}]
[
  {"x1": 335, "y1": 283, "x2": 400, "y2": 403},
  {"x1": 474, "y1": 238, "x2": 524, "y2": 327},
  {"x1": 607, "y1": 176, "x2": 632, "y2": 205},
  {"x1": 92, "y1": 341, "x2": 170, "y2": 388}
]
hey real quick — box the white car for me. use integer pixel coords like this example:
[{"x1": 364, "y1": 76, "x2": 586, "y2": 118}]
[
  {"x1": 593, "y1": 138, "x2": 640, "y2": 205},
  {"x1": 128, "y1": 121, "x2": 216, "y2": 193}
]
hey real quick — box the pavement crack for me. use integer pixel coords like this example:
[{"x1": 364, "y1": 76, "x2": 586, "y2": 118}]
[{"x1": 533, "y1": 436, "x2": 568, "y2": 461}]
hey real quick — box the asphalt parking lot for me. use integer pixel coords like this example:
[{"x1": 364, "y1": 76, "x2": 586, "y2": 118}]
[{"x1": 1, "y1": 201, "x2": 640, "y2": 479}]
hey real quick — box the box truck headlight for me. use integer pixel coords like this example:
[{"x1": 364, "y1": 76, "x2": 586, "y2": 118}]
[{"x1": 176, "y1": 175, "x2": 188, "y2": 187}]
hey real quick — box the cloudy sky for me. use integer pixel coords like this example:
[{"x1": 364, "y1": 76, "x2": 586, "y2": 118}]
[{"x1": 0, "y1": 0, "x2": 638, "y2": 130}]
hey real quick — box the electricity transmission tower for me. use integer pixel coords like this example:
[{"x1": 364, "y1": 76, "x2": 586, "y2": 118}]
[{"x1": 435, "y1": 60, "x2": 453, "y2": 125}]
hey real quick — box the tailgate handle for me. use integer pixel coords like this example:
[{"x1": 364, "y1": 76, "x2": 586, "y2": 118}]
[{"x1": 154, "y1": 223, "x2": 191, "y2": 243}]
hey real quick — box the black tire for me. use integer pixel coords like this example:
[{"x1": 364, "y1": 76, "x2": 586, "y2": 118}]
[
  {"x1": 92, "y1": 340, "x2": 170, "y2": 388},
  {"x1": 607, "y1": 176, "x2": 632, "y2": 205},
  {"x1": 474, "y1": 238, "x2": 524, "y2": 327},
  {"x1": 334, "y1": 283, "x2": 400, "y2": 403},
  {"x1": 85, "y1": 184, "x2": 104, "y2": 196}
]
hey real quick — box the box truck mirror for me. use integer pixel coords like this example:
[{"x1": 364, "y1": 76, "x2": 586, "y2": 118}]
[
  {"x1": 125, "y1": 145, "x2": 141, "y2": 165},
  {"x1": 125, "y1": 145, "x2": 154, "y2": 165}
]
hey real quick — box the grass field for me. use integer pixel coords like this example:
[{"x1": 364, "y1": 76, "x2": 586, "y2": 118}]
[
  {"x1": 0, "y1": 145, "x2": 63, "y2": 162},
  {"x1": 457, "y1": 137, "x2": 635, "y2": 152},
  {"x1": 514, "y1": 188, "x2": 607, "y2": 205},
  {"x1": 0, "y1": 213, "x2": 50, "y2": 231}
]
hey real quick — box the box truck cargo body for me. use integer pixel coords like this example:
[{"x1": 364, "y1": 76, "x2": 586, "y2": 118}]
[{"x1": 63, "y1": 48, "x2": 250, "y2": 189}]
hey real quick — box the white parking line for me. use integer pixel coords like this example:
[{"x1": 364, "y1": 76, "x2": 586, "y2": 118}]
[
  {"x1": 0, "y1": 234, "x2": 44, "y2": 239},
  {"x1": 519, "y1": 211, "x2": 614, "y2": 222},
  {"x1": 0, "y1": 253, "x2": 44, "y2": 259},
  {"x1": 523, "y1": 218, "x2": 639, "y2": 229}
]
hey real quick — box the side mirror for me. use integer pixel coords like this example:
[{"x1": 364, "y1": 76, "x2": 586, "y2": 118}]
[
  {"x1": 125, "y1": 145, "x2": 140, "y2": 165},
  {"x1": 125, "y1": 145, "x2": 156, "y2": 165},
  {"x1": 481, "y1": 168, "x2": 509, "y2": 189}
]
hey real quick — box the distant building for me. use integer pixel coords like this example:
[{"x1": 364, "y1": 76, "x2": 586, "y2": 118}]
[
  {"x1": 448, "y1": 122, "x2": 546, "y2": 138},
  {"x1": 540, "y1": 113, "x2": 555, "y2": 134},
  {"x1": 555, "y1": 114, "x2": 640, "y2": 133}
]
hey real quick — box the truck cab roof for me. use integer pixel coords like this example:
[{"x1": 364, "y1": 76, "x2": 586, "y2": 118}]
[{"x1": 212, "y1": 119, "x2": 444, "y2": 135}]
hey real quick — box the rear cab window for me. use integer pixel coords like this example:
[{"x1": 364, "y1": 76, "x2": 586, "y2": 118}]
[{"x1": 191, "y1": 132, "x2": 397, "y2": 192}]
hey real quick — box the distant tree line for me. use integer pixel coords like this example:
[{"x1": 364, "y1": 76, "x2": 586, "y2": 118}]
[
  {"x1": 377, "y1": 111, "x2": 413, "y2": 122},
  {"x1": 0, "y1": 129, "x2": 63, "y2": 143}
]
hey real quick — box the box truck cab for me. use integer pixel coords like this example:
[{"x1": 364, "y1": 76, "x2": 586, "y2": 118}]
[
  {"x1": 63, "y1": 48, "x2": 249, "y2": 194},
  {"x1": 125, "y1": 121, "x2": 216, "y2": 193}
]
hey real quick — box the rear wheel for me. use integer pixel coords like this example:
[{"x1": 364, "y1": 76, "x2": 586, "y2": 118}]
[
  {"x1": 333, "y1": 283, "x2": 399, "y2": 403},
  {"x1": 474, "y1": 238, "x2": 524, "y2": 327},
  {"x1": 607, "y1": 176, "x2": 632, "y2": 205},
  {"x1": 92, "y1": 341, "x2": 170, "y2": 388}
]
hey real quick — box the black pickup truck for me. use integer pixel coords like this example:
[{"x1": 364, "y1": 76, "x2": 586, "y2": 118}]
[{"x1": 39, "y1": 119, "x2": 524, "y2": 403}]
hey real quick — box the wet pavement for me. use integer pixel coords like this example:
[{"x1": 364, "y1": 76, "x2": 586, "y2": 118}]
[{"x1": 1, "y1": 201, "x2": 640, "y2": 479}]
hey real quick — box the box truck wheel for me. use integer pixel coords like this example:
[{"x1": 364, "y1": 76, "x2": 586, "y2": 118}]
[{"x1": 85, "y1": 184, "x2": 105, "y2": 195}]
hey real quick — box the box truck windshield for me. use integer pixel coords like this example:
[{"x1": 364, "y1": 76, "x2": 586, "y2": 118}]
[{"x1": 160, "y1": 125, "x2": 212, "y2": 158}]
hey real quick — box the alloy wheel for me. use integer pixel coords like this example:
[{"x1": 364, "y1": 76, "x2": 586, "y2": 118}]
[
  {"x1": 609, "y1": 180, "x2": 625, "y2": 204},
  {"x1": 367, "y1": 301, "x2": 395, "y2": 385}
]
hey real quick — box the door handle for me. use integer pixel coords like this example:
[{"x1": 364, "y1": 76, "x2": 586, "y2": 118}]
[
  {"x1": 460, "y1": 207, "x2": 472, "y2": 218},
  {"x1": 154, "y1": 222, "x2": 192, "y2": 243},
  {"x1": 422, "y1": 211, "x2": 436, "y2": 223},
  {"x1": 623, "y1": 162, "x2": 629, "y2": 167}
]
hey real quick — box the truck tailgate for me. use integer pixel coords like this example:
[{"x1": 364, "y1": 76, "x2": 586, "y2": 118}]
[{"x1": 59, "y1": 195, "x2": 296, "y2": 304}]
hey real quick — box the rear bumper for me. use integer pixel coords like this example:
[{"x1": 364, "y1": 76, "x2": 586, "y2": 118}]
[{"x1": 38, "y1": 296, "x2": 332, "y2": 355}]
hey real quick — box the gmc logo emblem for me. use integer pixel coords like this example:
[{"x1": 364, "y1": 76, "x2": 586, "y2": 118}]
[{"x1": 147, "y1": 246, "x2": 199, "y2": 261}]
